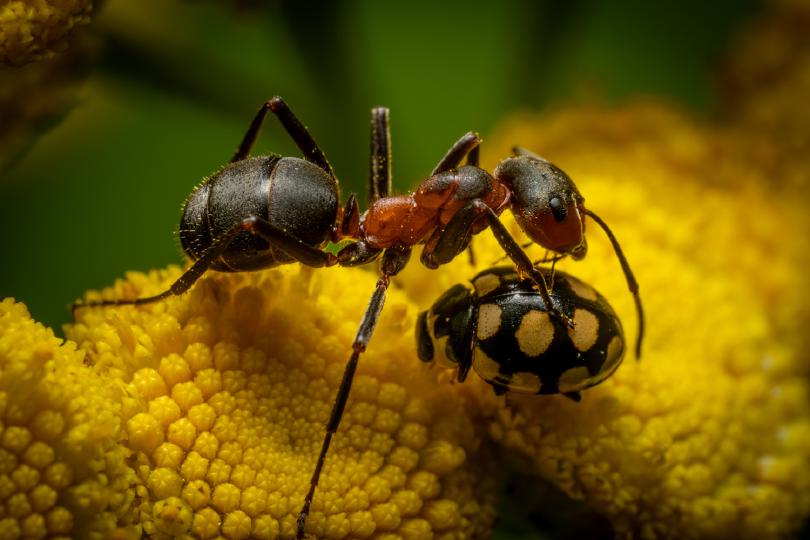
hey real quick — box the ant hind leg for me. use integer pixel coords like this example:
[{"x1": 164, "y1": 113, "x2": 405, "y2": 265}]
[
  {"x1": 231, "y1": 97, "x2": 336, "y2": 181},
  {"x1": 72, "y1": 216, "x2": 336, "y2": 316}
]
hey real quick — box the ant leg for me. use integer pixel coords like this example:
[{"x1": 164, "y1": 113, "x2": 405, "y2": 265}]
[
  {"x1": 72, "y1": 218, "x2": 259, "y2": 314},
  {"x1": 335, "y1": 239, "x2": 383, "y2": 267},
  {"x1": 243, "y1": 216, "x2": 336, "y2": 268},
  {"x1": 431, "y1": 132, "x2": 481, "y2": 175},
  {"x1": 72, "y1": 216, "x2": 335, "y2": 315},
  {"x1": 479, "y1": 207, "x2": 574, "y2": 328},
  {"x1": 368, "y1": 107, "x2": 392, "y2": 204},
  {"x1": 338, "y1": 193, "x2": 362, "y2": 239},
  {"x1": 421, "y1": 200, "x2": 574, "y2": 328},
  {"x1": 466, "y1": 145, "x2": 480, "y2": 167},
  {"x1": 297, "y1": 247, "x2": 411, "y2": 539},
  {"x1": 463, "y1": 142, "x2": 479, "y2": 266},
  {"x1": 532, "y1": 252, "x2": 566, "y2": 266},
  {"x1": 231, "y1": 97, "x2": 336, "y2": 179},
  {"x1": 511, "y1": 146, "x2": 548, "y2": 162}
]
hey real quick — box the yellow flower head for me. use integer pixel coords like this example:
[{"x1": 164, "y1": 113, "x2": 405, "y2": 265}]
[
  {"x1": 66, "y1": 265, "x2": 497, "y2": 539},
  {"x1": 6, "y1": 92, "x2": 809, "y2": 539},
  {"x1": 0, "y1": 299, "x2": 136, "y2": 539},
  {"x1": 2, "y1": 3, "x2": 810, "y2": 538}
]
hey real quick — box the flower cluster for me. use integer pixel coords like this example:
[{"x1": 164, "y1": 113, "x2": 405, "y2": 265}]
[
  {"x1": 0, "y1": 299, "x2": 136, "y2": 539},
  {"x1": 0, "y1": 0, "x2": 92, "y2": 67},
  {"x1": 2, "y1": 1, "x2": 810, "y2": 538},
  {"x1": 66, "y1": 265, "x2": 497, "y2": 539}
]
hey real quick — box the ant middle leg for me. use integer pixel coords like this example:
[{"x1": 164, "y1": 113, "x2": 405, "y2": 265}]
[
  {"x1": 296, "y1": 246, "x2": 411, "y2": 539},
  {"x1": 231, "y1": 97, "x2": 335, "y2": 180},
  {"x1": 72, "y1": 216, "x2": 336, "y2": 315}
]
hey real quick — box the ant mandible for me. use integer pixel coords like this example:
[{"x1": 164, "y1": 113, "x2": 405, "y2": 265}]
[{"x1": 72, "y1": 97, "x2": 643, "y2": 539}]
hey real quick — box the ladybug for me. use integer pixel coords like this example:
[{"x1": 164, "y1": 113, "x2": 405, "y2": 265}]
[{"x1": 416, "y1": 266, "x2": 625, "y2": 401}]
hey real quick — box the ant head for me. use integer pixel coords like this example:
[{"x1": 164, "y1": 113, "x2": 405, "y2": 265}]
[{"x1": 494, "y1": 153, "x2": 586, "y2": 255}]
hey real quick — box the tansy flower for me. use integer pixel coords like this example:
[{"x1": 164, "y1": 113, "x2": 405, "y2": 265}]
[
  {"x1": 4, "y1": 92, "x2": 810, "y2": 538},
  {"x1": 62, "y1": 264, "x2": 499, "y2": 539},
  {"x1": 0, "y1": 0, "x2": 92, "y2": 67},
  {"x1": 3, "y1": 3, "x2": 810, "y2": 539},
  {"x1": 0, "y1": 299, "x2": 137, "y2": 539}
]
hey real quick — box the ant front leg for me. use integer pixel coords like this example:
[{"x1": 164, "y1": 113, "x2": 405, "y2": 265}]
[
  {"x1": 231, "y1": 97, "x2": 335, "y2": 179},
  {"x1": 464, "y1": 144, "x2": 480, "y2": 266},
  {"x1": 72, "y1": 216, "x2": 335, "y2": 315},
  {"x1": 421, "y1": 200, "x2": 574, "y2": 328},
  {"x1": 296, "y1": 247, "x2": 411, "y2": 540},
  {"x1": 431, "y1": 132, "x2": 481, "y2": 175}
]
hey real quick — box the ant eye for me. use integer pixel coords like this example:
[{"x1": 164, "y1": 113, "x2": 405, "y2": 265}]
[{"x1": 549, "y1": 196, "x2": 567, "y2": 222}]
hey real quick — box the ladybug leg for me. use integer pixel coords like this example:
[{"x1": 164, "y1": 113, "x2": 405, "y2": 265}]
[
  {"x1": 563, "y1": 392, "x2": 582, "y2": 402},
  {"x1": 369, "y1": 107, "x2": 392, "y2": 204},
  {"x1": 231, "y1": 97, "x2": 335, "y2": 180},
  {"x1": 297, "y1": 247, "x2": 411, "y2": 539},
  {"x1": 431, "y1": 132, "x2": 482, "y2": 175}
]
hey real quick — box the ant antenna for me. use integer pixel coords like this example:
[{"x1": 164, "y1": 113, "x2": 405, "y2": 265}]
[{"x1": 582, "y1": 208, "x2": 644, "y2": 359}]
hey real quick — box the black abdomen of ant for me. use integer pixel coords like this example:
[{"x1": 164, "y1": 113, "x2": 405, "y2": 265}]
[{"x1": 180, "y1": 155, "x2": 339, "y2": 272}]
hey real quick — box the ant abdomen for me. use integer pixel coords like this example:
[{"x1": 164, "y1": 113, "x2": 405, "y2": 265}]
[{"x1": 179, "y1": 155, "x2": 339, "y2": 272}]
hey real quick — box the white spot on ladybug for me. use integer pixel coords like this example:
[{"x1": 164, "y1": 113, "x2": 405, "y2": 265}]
[
  {"x1": 515, "y1": 310, "x2": 554, "y2": 357},
  {"x1": 476, "y1": 304, "x2": 502, "y2": 340},
  {"x1": 567, "y1": 278, "x2": 598, "y2": 302},
  {"x1": 472, "y1": 346, "x2": 506, "y2": 383},
  {"x1": 602, "y1": 335, "x2": 625, "y2": 374},
  {"x1": 558, "y1": 366, "x2": 589, "y2": 392},
  {"x1": 510, "y1": 371, "x2": 543, "y2": 392},
  {"x1": 473, "y1": 272, "x2": 502, "y2": 297},
  {"x1": 567, "y1": 308, "x2": 599, "y2": 351}
]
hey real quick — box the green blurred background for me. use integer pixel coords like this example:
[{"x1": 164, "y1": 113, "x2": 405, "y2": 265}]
[
  {"x1": 0, "y1": 0, "x2": 761, "y2": 333},
  {"x1": 0, "y1": 0, "x2": 775, "y2": 537}
]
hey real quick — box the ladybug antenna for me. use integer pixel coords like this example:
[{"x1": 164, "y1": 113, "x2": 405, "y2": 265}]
[{"x1": 582, "y1": 208, "x2": 644, "y2": 359}]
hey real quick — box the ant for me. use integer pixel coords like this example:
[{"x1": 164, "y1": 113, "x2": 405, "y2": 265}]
[{"x1": 72, "y1": 97, "x2": 643, "y2": 539}]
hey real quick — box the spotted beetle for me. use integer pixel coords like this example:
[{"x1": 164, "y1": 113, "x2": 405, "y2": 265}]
[{"x1": 416, "y1": 265, "x2": 625, "y2": 401}]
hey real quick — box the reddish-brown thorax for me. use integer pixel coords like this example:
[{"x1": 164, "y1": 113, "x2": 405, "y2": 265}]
[{"x1": 362, "y1": 176, "x2": 511, "y2": 249}]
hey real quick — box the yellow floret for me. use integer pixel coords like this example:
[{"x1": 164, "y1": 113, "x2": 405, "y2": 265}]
[
  {"x1": 65, "y1": 264, "x2": 497, "y2": 539},
  {"x1": 0, "y1": 299, "x2": 138, "y2": 538}
]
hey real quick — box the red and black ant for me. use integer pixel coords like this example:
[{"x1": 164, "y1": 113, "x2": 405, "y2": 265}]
[{"x1": 72, "y1": 97, "x2": 643, "y2": 539}]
